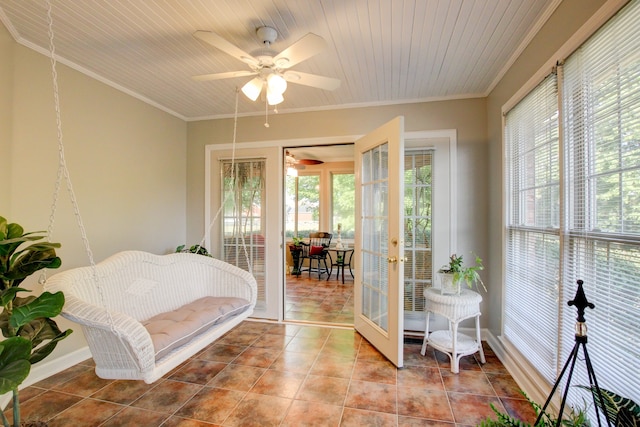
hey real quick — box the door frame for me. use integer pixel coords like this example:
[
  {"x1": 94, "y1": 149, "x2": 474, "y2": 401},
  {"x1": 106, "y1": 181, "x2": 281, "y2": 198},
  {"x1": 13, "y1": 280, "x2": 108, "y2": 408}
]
[
  {"x1": 403, "y1": 129, "x2": 457, "y2": 332},
  {"x1": 205, "y1": 129, "x2": 456, "y2": 324},
  {"x1": 205, "y1": 136, "x2": 357, "y2": 321}
]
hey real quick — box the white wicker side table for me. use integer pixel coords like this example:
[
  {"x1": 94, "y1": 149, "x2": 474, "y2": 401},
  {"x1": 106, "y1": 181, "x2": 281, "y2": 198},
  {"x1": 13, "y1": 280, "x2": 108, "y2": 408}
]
[{"x1": 420, "y1": 287, "x2": 485, "y2": 373}]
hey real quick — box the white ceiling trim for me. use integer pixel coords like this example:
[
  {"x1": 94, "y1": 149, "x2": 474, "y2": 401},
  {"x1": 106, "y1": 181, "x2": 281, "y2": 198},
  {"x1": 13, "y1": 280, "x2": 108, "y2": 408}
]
[
  {"x1": 485, "y1": 0, "x2": 562, "y2": 97},
  {"x1": 188, "y1": 92, "x2": 487, "y2": 122}
]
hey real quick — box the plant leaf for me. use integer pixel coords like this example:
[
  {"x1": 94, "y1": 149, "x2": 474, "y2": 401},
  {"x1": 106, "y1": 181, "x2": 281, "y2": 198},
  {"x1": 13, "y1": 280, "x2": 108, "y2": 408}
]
[
  {"x1": 616, "y1": 407, "x2": 638, "y2": 427},
  {"x1": 0, "y1": 287, "x2": 30, "y2": 307},
  {"x1": 9, "y1": 292, "x2": 65, "y2": 329},
  {"x1": 5, "y1": 247, "x2": 61, "y2": 282},
  {"x1": 0, "y1": 337, "x2": 32, "y2": 395},
  {"x1": 576, "y1": 385, "x2": 640, "y2": 426},
  {"x1": 29, "y1": 329, "x2": 73, "y2": 364},
  {"x1": 0, "y1": 233, "x2": 48, "y2": 261}
]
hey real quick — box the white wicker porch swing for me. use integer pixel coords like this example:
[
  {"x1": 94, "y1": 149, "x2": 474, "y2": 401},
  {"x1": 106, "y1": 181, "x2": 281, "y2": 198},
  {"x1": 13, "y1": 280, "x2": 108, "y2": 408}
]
[{"x1": 40, "y1": 0, "x2": 257, "y2": 383}]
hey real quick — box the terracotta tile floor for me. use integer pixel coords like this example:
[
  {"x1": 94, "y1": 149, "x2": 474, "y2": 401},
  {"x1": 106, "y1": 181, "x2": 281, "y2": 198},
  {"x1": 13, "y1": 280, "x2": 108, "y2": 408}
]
[
  {"x1": 285, "y1": 273, "x2": 354, "y2": 324},
  {"x1": 7, "y1": 321, "x2": 537, "y2": 426}
]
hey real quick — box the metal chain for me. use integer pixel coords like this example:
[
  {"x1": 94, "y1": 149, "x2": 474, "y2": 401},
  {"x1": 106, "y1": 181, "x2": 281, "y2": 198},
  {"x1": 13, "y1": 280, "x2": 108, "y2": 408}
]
[
  {"x1": 44, "y1": 0, "x2": 95, "y2": 270},
  {"x1": 42, "y1": 2, "x2": 137, "y2": 362}
]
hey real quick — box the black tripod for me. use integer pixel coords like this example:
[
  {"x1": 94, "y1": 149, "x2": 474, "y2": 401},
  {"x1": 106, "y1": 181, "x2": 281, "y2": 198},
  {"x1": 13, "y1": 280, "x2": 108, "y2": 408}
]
[{"x1": 534, "y1": 280, "x2": 612, "y2": 427}]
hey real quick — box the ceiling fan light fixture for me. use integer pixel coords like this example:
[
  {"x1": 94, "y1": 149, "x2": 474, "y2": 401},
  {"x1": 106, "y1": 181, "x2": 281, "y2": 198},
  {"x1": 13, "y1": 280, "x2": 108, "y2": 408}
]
[
  {"x1": 267, "y1": 87, "x2": 284, "y2": 105},
  {"x1": 267, "y1": 73, "x2": 287, "y2": 94},
  {"x1": 286, "y1": 166, "x2": 298, "y2": 177},
  {"x1": 241, "y1": 77, "x2": 263, "y2": 101}
]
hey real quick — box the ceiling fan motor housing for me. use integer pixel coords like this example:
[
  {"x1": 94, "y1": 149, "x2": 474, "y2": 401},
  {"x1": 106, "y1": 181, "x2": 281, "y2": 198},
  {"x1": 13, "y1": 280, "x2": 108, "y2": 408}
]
[{"x1": 256, "y1": 26, "x2": 278, "y2": 46}]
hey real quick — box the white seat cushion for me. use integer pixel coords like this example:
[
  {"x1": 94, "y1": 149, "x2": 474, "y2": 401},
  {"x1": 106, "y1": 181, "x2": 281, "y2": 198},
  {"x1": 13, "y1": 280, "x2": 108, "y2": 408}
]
[{"x1": 142, "y1": 296, "x2": 251, "y2": 360}]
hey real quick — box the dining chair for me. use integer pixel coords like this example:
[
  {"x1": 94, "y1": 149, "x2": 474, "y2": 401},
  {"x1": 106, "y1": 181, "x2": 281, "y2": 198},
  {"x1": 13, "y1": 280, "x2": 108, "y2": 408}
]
[{"x1": 300, "y1": 232, "x2": 332, "y2": 279}]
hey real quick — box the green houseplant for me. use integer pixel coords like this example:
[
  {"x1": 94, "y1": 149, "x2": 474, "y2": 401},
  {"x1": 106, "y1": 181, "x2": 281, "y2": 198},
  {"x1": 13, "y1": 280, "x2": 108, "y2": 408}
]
[
  {"x1": 437, "y1": 253, "x2": 486, "y2": 294},
  {"x1": 289, "y1": 236, "x2": 304, "y2": 249},
  {"x1": 577, "y1": 386, "x2": 640, "y2": 426},
  {"x1": 0, "y1": 216, "x2": 73, "y2": 427},
  {"x1": 478, "y1": 391, "x2": 590, "y2": 426},
  {"x1": 175, "y1": 244, "x2": 212, "y2": 257},
  {"x1": 479, "y1": 387, "x2": 640, "y2": 426}
]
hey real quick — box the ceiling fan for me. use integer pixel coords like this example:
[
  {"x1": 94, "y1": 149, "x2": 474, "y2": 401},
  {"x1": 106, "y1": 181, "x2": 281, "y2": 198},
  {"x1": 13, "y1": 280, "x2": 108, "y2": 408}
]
[
  {"x1": 193, "y1": 26, "x2": 341, "y2": 106},
  {"x1": 285, "y1": 150, "x2": 323, "y2": 176},
  {"x1": 286, "y1": 150, "x2": 323, "y2": 166}
]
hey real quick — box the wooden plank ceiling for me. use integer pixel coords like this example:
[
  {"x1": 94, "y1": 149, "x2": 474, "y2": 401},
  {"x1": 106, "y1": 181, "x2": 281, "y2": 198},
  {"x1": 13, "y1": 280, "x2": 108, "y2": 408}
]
[{"x1": 0, "y1": 0, "x2": 557, "y2": 120}]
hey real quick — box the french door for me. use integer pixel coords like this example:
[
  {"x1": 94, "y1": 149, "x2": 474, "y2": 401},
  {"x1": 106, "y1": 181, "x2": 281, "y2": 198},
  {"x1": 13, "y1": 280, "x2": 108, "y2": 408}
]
[
  {"x1": 354, "y1": 117, "x2": 405, "y2": 367},
  {"x1": 207, "y1": 146, "x2": 281, "y2": 319}
]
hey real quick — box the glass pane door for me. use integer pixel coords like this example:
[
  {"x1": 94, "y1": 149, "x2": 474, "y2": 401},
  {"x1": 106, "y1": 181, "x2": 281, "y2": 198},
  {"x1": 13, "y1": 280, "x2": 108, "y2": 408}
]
[
  {"x1": 403, "y1": 150, "x2": 433, "y2": 321},
  {"x1": 222, "y1": 159, "x2": 266, "y2": 304},
  {"x1": 354, "y1": 116, "x2": 404, "y2": 367},
  {"x1": 361, "y1": 143, "x2": 390, "y2": 329}
]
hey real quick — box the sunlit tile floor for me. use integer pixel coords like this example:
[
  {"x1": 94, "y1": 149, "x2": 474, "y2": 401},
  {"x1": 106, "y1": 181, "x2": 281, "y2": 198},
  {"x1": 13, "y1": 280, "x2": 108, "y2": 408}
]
[
  {"x1": 7, "y1": 321, "x2": 536, "y2": 426},
  {"x1": 285, "y1": 273, "x2": 354, "y2": 324}
]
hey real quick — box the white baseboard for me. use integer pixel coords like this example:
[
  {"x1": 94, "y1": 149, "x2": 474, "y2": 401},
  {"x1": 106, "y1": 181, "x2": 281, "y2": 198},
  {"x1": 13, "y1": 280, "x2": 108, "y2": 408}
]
[
  {"x1": 1, "y1": 346, "x2": 92, "y2": 411},
  {"x1": 484, "y1": 330, "x2": 561, "y2": 412}
]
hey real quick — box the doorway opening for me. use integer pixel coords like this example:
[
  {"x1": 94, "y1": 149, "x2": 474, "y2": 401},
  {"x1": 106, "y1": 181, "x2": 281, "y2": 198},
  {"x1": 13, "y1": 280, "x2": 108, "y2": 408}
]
[{"x1": 284, "y1": 144, "x2": 355, "y2": 325}]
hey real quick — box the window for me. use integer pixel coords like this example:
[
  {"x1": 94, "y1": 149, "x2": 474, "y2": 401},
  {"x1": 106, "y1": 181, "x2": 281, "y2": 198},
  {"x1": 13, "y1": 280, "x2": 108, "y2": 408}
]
[
  {"x1": 286, "y1": 174, "x2": 320, "y2": 237},
  {"x1": 222, "y1": 159, "x2": 266, "y2": 301},
  {"x1": 505, "y1": 0, "x2": 640, "y2": 409},
  {"x1": 404, "y1": 150, "x2": 433, "y2": 315},
  {"x1": 561, "y1": 0, "x2": 640, "y2": 405},
  {"x1": 504, "y1": 73, "x2": 560, "y2": 384},
  {"x1": 332, "y1": 172, "x2": 355, "y2": 241}
]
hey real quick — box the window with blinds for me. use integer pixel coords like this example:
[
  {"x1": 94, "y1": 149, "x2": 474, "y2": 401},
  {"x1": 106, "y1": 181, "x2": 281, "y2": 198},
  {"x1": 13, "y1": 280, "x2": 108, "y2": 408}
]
[
  {"x1": 222, "y1": 159, "x2": 266, "y2": 303},
  {"x1": 403, "y1": 150, "x2": 433, "y2": 315},
  {"x1": 561, "y1": 0, "x2": 640, "y2": 406},
  {"x1": 504, "y1": 0, "x2": 640, "y2": 409},
  {"x1": 504, "y1": 73, "x2": 560, "y2": 384}
]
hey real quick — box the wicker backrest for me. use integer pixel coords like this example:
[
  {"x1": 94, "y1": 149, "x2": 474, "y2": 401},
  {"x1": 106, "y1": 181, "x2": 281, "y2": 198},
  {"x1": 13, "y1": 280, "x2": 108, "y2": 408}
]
[{"x1": 45, "y1": 250, "x2": 256, "y2": 322}]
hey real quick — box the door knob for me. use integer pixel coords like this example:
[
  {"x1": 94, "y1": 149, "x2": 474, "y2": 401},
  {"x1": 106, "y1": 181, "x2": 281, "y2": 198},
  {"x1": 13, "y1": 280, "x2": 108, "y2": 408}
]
[{"x1": 387, "y1": 256, "x2": 398, "y2": 264}]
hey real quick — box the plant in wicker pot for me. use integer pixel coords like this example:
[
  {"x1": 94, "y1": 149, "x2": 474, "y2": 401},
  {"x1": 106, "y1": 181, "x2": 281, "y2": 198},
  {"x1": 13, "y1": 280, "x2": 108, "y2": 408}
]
[
  {"x1": 0, "y1": 216, "x2": 73, "y2": 427},
  {"x1": 436, "y1": 253, "x2": 486, "y2": 295}
]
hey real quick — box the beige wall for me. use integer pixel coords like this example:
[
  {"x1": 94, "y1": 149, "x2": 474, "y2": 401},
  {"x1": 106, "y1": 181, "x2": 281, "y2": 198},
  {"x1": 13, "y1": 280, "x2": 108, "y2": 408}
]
[
  {"x1": 0, "y1": 23, "x2": 13, "y2": 214},
  {"x1": 188, "y1": 101, "x2": 488, "y2": 328},
  {"x1": 486, "y1": 0, "x2": 609, "y2": 334},
  {"x1": 2, "y1": 30, "x2": 187, "y2": 365},
  {"x1": 187, "y1": 98, "x2": 488, "y2": 264},
  {"x1": 187, "y1": 101, "x2": 489, "y2": 325}
]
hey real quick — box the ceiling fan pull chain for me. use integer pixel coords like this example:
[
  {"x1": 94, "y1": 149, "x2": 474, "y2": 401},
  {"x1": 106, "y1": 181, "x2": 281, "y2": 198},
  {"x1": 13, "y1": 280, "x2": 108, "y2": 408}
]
[{"x1": 264, "y1": 96, "x2": 270, "y2": 128}]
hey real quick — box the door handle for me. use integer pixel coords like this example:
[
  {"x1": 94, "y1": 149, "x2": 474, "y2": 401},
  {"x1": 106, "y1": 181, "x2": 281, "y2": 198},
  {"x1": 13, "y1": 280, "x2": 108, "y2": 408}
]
[{"x1": 387, "y1": 256, "x2": 398, "y2": 264}]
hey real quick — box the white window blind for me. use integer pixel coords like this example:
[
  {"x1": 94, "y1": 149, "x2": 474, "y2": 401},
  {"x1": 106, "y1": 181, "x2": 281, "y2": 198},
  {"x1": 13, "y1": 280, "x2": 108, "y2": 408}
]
[
  {"x1": 222, "y1": 159, "x2": 266, "y2": 303},
  {"x1": 504, "y1": 73, "x2": 560, "y2": 384},
  {"x1": 561, "y1": 0, "x2": 640, "y2": 405},
  {"x1": 404, "y1": 150, "x2": 433, "y2": 315},
  {"x1": 504, "y1": 0, "x2": 640, "y2": 412}
]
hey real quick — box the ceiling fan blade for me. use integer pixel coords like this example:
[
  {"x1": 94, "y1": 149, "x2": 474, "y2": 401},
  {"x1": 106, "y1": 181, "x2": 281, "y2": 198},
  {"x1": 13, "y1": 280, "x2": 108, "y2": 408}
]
[
  {"x1": 192, "y1": 70, "x2": 257, "y2": 81},
  {"x1": 297, "y1": 159, "x2": 324, "y2": 165},
  {"x1": 284, "y1": 71, "x2": 341, "y2": 91},
  {"x1": 193, "y1": 30, "x2": 258, "y2": 66},
  {"x1": 274, "y1": 33, "x2": 326, "y2": 68}
]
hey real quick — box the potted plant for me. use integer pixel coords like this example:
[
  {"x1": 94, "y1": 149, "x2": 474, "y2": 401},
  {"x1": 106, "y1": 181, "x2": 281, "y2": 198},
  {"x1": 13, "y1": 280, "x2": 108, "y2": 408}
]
[
  {"x1": 437, "y1": 253, "x2": 486, "y2": 295},
  {"x1": 289, "y1": 236, "x2": 304, "y2": 250},
  {"x1": 0, "y1": 216, "x2": 73, "y2": 427},
  {"x1": 175, "y1": 244, "x2": 212, "y2": 257}
]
